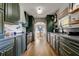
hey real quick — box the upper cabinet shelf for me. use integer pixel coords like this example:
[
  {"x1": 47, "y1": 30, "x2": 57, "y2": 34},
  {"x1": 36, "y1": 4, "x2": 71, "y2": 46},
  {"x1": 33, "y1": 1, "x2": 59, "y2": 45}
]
[
  {"x1": 69, "y1": 3, "x2": 79, "y2": 14},
  {"x1": 70, "y1": 20, "x2": 79, "y2": 25},
  {"x1": 4, "y1": 3, "x2": 20, "y2": 23},
  {"x1": 58, "y1": 7, "x2": 69, "y2": 19},
  {"x1": 69, "y1": 8, "x2": 79, "y2": 14}
]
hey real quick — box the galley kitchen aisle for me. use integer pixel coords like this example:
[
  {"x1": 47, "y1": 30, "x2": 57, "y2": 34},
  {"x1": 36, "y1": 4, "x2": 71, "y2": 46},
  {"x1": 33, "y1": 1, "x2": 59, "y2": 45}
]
[{"x1": 0, "y1": 3, "x2": 79, "y2": 56}]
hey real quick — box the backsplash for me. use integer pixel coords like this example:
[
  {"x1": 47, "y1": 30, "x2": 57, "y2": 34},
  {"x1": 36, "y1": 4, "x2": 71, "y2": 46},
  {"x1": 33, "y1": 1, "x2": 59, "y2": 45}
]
[{"x1": 4, "y1": 23, "x2": 23, "y2": 36}]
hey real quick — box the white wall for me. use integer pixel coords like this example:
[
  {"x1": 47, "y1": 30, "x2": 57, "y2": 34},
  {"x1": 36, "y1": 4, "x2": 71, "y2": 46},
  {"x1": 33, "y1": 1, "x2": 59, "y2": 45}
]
[
  {"x1": 19, "y1": 3, "x2": 26, "y2": 23},
  {"x1": 19, "y1": 3, "x2": 26, "y2": 33}
]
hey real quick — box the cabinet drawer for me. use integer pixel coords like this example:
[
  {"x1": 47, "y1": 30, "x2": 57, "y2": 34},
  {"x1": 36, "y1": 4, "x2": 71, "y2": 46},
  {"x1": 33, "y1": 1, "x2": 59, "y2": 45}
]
[
  {"x1": 5, "y1": 47, "x2": 13, "y2": 56},
  {"x1": 59, "y1": 48, "x2": 68, "y2": 56},
  {"x1": 60, "y1": 37, "x2": 79, "y2": 46},
  {"x1": 0, "y1": 43, "x2": 14, "y2": 56},
  {"x1": 60, "y1": 41, "x2": 79, "y2": 56},
  {"x1": 62, "y1": 41, "x2": 79, "y2": 55},
  {"x1": 60, "y1": 42, "x2": 74, "y2": 55}
]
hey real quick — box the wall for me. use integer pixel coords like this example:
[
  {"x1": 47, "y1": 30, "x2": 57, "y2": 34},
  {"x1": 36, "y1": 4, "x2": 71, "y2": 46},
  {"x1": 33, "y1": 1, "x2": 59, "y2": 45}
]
[
  {"x1": 19, "y1": 3, "x2": 27, "y2": 33},
  {"x1": 34, "y1": 18, "x2": 47, "y2": 24},
  {"x1": 19, "y1": 4, "x2": 26, "y2": 23}
]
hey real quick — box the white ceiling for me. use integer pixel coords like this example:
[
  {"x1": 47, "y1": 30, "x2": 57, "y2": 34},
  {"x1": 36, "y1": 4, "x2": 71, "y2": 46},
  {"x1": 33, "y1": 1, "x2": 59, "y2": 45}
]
[{"x1": 20, "y1": 3, "x2": 69, "y2": 18}]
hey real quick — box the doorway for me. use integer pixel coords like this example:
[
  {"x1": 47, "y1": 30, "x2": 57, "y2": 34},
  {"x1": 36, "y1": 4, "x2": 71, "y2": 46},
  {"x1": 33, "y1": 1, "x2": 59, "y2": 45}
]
[{"x1": 34, "y1": 22, "x2": 47, "y2": 42}]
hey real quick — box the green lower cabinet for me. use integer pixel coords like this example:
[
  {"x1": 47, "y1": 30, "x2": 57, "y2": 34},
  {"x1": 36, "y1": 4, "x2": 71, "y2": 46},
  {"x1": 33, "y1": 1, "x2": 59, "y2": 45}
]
[
  {"x1": 5, "y1": 47, "x2": 14, "y2": 56},
  {"x1": 0, "y1": 46, "x2": 14, "y2": 56},
  {"x1": 0, "y1": 40, "x2": 14, "y2": 56},
  {"x1": 59, "y1": 37, "x2": 79, "y2": 56},
  {"x1": 14, "y1": 36, "x2": 22, "y2": 56},
  {"x1": 0, "y1": 52, "x2": 5, "y2": 56},
  {"x1": 21, "y1": 34, "x2": 26, "y2": 53}
]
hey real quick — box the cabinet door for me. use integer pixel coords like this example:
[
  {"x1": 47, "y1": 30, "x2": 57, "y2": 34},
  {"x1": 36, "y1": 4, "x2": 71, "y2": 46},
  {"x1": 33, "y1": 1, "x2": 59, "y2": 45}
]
[
  {"x1": 15, "y1": 36, "x2": 22, "y2": 56},
  {"x1": 5, "y1": 47, "x2": 14, "y2": 56},
  {"x1": 12, "y1": 3, "x2": 20, "y2": 20},
  {"x1": 59, "y1": 37, "x2": 79, "y2": 56},
  {"x1": 55, "y1": 35, "x2": 60, "y2": 54},
  {"x1": 5, "y1": 3, "x2": 20, "y2": 23},
  {"x1": 5, "y1": 3, "x2": 13, "y2": 22},
  {"x1": 0, "y1": 3, "x2": 4, "y2": 9},
  {"x1": 0, "y1": 11, "x2": 3, "y2": 34},
  {"x1": 21, "y1": 34, "x2": 26, "y2": 52}
]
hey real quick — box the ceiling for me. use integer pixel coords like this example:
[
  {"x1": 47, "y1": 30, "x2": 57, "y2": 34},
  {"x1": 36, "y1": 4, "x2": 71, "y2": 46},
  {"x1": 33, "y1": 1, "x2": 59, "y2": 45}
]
[{"x1": 20, "y1": 3, "x2": 69, "y2": 18}]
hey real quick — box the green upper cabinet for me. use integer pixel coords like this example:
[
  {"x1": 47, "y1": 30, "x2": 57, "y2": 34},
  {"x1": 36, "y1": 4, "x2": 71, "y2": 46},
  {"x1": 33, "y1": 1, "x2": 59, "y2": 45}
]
[
  {"x1": 0, "y1": 10, "x2": 4, "y2": 34},
  {"x1": 27, "y1": 15, "x2": 34, "y2": 32},
  {"x1": 12, "y1": 4, "x2": 20, "y2": 20},
  {"x1": 0, "y1": 3, "x2": 4, "y2": 9},
  {"x1": 5, "y1": 3, "x2": 12, "y2": 21},
  {"x1": 0, "y1": 3, "x2": 4, "y2": 39},
  {"x1": 46, "y1": 15, "x2": 54, "y2": 32},
  {"x1": 4, "y1": 3, "x2": 20, "y2": 23}
]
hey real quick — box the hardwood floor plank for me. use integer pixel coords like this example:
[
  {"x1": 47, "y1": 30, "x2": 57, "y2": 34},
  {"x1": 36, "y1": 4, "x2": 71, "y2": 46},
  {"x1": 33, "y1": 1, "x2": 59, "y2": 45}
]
[{"x1": 22, "y1": 39, "x2": 56, "y2": 56}]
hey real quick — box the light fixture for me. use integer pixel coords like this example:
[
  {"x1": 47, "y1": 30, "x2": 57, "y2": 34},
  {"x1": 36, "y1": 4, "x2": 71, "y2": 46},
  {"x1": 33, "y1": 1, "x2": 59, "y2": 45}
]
[{"x1": 37, "y1": 7, "x2": 43, "y2": 15}]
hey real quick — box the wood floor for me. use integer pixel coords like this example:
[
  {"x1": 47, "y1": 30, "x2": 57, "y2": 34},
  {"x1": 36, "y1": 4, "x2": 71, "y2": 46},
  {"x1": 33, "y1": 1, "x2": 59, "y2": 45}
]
[{"x1": 22, "y1": 39, "x2": 56, "y2": 56}]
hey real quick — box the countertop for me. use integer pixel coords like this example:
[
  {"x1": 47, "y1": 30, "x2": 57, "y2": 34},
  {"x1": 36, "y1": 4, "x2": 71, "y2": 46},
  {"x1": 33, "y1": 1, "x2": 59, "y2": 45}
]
[
  {"x1": 50, "y1": 33, "x2": 79, "y2": 41},
  {"x1": 0, "y1": 33, "x2": 25, "y2": 41}
]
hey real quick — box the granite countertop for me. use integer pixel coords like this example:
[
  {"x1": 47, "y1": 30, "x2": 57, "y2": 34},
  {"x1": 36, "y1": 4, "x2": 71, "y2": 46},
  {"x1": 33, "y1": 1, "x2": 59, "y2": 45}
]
[
  {"x1": 0, "y1": 33, "x2": 25, "y2": 41},
  {"x1": 59, "y1": 33, "x2": 79, "y2": 41},
  {"x1": 50, "y1": 33, "x2": 79, "y2": 41},
  {"x1": 4, "y1": 34, "x2": 22, "y2": 39}
]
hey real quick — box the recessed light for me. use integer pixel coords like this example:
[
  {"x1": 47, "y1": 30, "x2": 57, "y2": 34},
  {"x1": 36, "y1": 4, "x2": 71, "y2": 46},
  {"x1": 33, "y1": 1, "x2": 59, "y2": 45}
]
[{"x1": 36, "y1": 7, "x2": 43, "y2": 15}]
